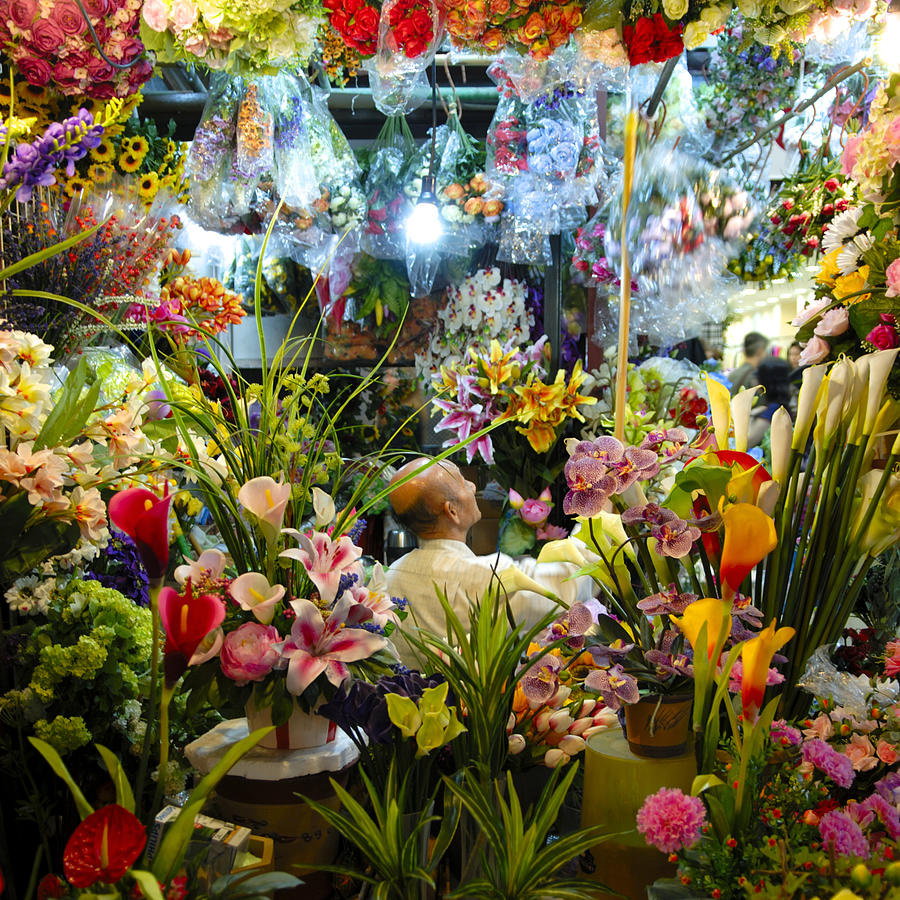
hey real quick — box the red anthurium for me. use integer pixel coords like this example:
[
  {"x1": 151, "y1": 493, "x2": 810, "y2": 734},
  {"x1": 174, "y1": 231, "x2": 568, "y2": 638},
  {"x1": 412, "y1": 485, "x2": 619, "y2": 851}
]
[
  {"x1": 704, "y1": 450, "x2": 772, "y2": 503},
  {"x1": 108, "y1": 487, "x2": 172, "y2": 581},
  {"x1": 159, "y1": 582, "x2": 226, "y2": 686},
  {"x1": 63, "y1": 804, "x2": 146, "y2": 889}
]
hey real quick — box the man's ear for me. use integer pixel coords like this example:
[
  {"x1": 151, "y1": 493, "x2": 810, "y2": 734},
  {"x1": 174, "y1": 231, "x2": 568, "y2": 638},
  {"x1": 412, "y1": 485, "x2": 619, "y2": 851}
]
[{"x1": 443, "y1": 498, "x2": 460, "y2": 524}]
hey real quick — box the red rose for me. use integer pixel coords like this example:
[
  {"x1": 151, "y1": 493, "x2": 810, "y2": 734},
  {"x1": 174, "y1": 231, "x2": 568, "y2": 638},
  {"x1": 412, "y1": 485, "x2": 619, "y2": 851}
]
[
  {"x1": 330, "y1": 10, "x2": 350, "y2": 31},
  {"x1": 51, "y1": 0, "x2": 87, "y2": 34},
  {"x1": 411, "y1": 8, "x2": 432, "y2": 32},
  {"x1": 29, "y1": 17, "x2": 65, "y2": 53},
  {"x1": 355, "y1": 5, "x2": 380, "y2": 33},
  {"x1": 344, "y1": 0, "x2": 362, "y2": 14},
  {"x1": 867, "y1": 320, "x2": 900, "y2": 350},
  {"x1": 405, "y1": 36, "x2": 427, "y2": 55},
  {"x1": 7, "y1": 0, "x2": 37, "y2": 28},
  {"x1": 651, "y1": 13, "x2": 683, "y2": 62}
]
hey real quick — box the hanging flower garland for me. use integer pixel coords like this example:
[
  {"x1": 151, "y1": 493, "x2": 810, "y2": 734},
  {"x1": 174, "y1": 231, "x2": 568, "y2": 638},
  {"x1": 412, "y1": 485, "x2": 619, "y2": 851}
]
[{"x1": 0, "y1": 0, "x2": 154, "y2": 98}]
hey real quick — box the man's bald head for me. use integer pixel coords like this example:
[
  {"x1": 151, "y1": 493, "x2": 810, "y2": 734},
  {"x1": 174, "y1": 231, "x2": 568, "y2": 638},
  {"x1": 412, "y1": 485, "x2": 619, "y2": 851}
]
[{"x1": 389, "y1": 457, "x2": 480, "y2": 540}]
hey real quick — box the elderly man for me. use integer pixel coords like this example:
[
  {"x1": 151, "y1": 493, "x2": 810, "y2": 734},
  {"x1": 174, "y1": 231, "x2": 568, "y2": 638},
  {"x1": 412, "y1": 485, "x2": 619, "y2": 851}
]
[{"x1": 385, "y1": 457, "x2": 594, "y2": 665}]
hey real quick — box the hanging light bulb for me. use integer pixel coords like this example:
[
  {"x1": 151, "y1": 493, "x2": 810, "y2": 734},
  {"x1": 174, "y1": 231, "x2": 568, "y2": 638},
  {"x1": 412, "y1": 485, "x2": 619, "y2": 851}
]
[
  {"x1": 406, "y1": 55, "x2": 442, "y2": 245},
  {"x1": 406, "y1": 173, "x2": 443, "y2": 244}
]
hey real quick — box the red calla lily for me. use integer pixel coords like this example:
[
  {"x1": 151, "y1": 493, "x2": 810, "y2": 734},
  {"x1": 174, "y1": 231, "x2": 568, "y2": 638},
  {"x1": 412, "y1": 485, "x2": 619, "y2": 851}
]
[
  {"x1": 159, "y1": 582, "x2": 226, "y2": 686},
  {"x1": 108, "y1": 487, "x2": 172, "y2": 580},
  {"x1": 63, "y1": 804, "x2": 146, "y2": 889}
]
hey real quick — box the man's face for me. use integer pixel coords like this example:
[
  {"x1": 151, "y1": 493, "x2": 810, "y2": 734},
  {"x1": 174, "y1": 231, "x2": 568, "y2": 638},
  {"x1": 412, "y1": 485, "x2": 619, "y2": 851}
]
[{"x1": 440, "y1": 462, "x2": 481, "y2": 529}]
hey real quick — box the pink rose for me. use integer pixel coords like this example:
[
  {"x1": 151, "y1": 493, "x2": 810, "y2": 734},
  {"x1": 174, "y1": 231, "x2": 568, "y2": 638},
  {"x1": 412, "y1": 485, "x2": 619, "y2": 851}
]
[
  {"x1": 798, "y1": 336, "x2": 831, "y2": 366},
  {"x1": 17, "y1": 54, "x2": 53, "y2": 85},
  {"x1": 51, "y1": 0, "x2": 87, "y2": 34},
  {"x1": 81, "y1": 0, "x2": 112, "y2": 16},
  {"x1": 844, "y1": 733, "x2": 878, "y2": 771},
  {"x1": 802, "y1": 713, "x2": 835, "y2": 741},
  {"x1": 220, "y1": 622, "x2": 281, "y2": 686},
  {"x1": 30, "y1": 17, "x2": 65, "y2": 54},
  {"x1": 791, "y1": 297, "x2": 829, "y2": 328},
  {"x1": 183, "y1": 34, "x2": 208, "y2": 55},
  {"x1": 841, "y1": 134, "x2": 862, "y2": 176},
  {"x1": 866, "y1": 321, "x2": 899, "y2": 351},
  {"x1": 207, "y1": 26, "x2": 234, "y2": 46},
  {"x1": 520, "y1": 498, "x2": 552, "y2": 526},
  {"x1": 877, "y1": 739, "x2": 898, "y2": 764},
  {"x1": 7, "y1": 0, "x2": 37, "y2": 28},
  {"x1": 813, "y1": 307, "x2": 850, "y2": 337},
  {"x1": 141, "y1": 0, "x2": 169, "y2": 31},
  {"x1": 170, "y1": 0, "x2": 197, "y2": 31},
  {"x1": 886, "y1": 259, "x2": 900, "y2": 298}
]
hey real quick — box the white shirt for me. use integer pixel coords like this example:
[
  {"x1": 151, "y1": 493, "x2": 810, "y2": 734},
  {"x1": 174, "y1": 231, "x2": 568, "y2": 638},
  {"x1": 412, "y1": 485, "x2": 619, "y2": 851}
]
[{"x1": 384, "y1": 538, "x2": 593, "y2": 667}]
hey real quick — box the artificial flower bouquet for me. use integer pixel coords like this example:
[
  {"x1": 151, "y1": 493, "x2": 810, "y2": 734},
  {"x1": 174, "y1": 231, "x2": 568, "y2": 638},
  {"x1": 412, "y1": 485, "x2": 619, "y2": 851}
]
[
  {"x1": 361, "y1": 115, "x2": 417, "y2": 260},
  {"x1": 791, "y1": 76, "x2": 900, "y2": 378},
  {"x1": 0, "y1": 0, "x2": 153, "y2": 98},
  {"x1": 729, "y1": 157, "x2": 852, "y2": 284},
  {"x1": 414, "y1": 266, "x2": 535, "y2": 383},
  {"x1": 141, "y1": 0, "x2": 321, "y2": 72},
  {"x1": 431, "y1": 336, "x2": 596, "y2": 496}
]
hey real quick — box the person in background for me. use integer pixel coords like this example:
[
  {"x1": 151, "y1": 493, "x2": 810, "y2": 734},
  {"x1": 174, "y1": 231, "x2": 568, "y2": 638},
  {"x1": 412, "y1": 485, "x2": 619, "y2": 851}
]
[
  {"x1": 385, "y1": 457, "x2": 594, "y2": 667},
  {"x1": 730, "y1": 331, "x2": 769, "y2": 394},
  {"x1": 787, "y1": 341, "x2": 803, "y2": 370},
  {"x1": 748, "y1": 356, "x2": 795, "y2": 448}
]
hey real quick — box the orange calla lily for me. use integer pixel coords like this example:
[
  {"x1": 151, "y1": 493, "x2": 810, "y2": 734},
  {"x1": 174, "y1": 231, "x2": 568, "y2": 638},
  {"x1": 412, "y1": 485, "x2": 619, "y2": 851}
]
[
  {"x1": 740, "y1": 620, "x2": 795, "y2": 723},
  {"x1": 720, "y1": 503, "x2": 777, "y2": 598},
  {"x1": 672, "y1": 597, "x2": 732, "y2": 661}
]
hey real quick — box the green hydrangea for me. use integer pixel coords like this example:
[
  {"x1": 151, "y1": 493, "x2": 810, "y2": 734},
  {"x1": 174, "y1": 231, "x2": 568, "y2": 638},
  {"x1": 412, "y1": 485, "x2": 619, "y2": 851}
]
[
  {"x1": 2, "y1": 578, "x2": 152, "y2": 754},
  {"x1": 33, "y1": 716, "x2": 91, "y2": 754}
]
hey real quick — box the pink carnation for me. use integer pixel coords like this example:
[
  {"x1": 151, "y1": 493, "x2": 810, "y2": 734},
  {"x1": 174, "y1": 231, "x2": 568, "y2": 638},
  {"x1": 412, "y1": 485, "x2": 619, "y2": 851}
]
[
  {"x1": 886, "y1": 259, "x2": 900, "y2": 298},
  {"x1": 220, "y1": 622, "x2": 281, "y2": 686},
  {"x1": 636, "y1": 787, "x2": 707, "y2": 854}
]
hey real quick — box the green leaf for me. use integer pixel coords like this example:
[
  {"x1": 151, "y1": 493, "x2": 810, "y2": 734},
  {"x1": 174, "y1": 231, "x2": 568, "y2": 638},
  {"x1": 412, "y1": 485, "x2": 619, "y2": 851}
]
[
  {"x1": 0, "y1": 224, "x2": 100, "y2": 282},
  {"x1": 150, "y1": 726, "x2": 275, "y2": 883},
  {"x1": 499, "y1": 516, "x2": 537, "y2": 556},
  {"x1": 129, "y1": 870, "x2": 164, "y2": 900},
  {"x1": 28, "y1": 737, "x2": 94, "y2": 820},
  {"x1": 95, "y1": 744, "x2": 135, "y2": 814},
  {"x1": 209, "y1": 871, "x2": 303, "y2": 899},
  {"x1": 666, "y1": 463, "x2": 733, "y2": 519},
  {"x1": 34, "y1": 357, "x2": 101, "y2": 451}
]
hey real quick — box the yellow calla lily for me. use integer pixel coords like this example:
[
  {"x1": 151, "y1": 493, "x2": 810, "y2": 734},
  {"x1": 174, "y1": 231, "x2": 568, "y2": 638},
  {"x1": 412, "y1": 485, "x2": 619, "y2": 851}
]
[
  {"x1": 720, "y1": 502, "x2": 777, "y2": 598},
  {"x1": 740, "y1": 620, "x2": 795, "y2": 723},
  {"x1": 705, "y1": 373, "x2": 731, "y2": 450},
  {"x1": 671, "y1": 597, "x2": 732, "y2": 661}
]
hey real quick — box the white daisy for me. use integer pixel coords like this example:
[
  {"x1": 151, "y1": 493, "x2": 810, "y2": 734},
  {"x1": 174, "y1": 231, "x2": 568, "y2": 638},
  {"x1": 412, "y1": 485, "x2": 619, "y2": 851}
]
[
  {"x1": 821, "y1": 205, "x2": 862, "y2": 254},
  {"x1": 837, "y1": 233, "x2": 874, "y2": 275}
]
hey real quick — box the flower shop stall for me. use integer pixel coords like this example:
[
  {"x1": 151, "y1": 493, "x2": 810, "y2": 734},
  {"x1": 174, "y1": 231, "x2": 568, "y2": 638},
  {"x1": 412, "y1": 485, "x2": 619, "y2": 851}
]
[{"x1": 1, "y1": 2, "x2": 900, "y2": 900}]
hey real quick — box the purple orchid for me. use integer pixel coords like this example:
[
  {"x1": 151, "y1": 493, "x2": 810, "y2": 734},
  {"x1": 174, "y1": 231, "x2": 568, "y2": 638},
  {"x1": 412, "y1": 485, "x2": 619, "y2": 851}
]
[
  {"x1": 563, "y1": 454, "x2": 621, "y2": 516},
  {"x1": 584, "y1": 664, "x2": 640, "y2": 710},
  {"x1": 640, "y1": 428, "x2": 689, "y2": 459},
  {"x1": 521, "y1": 653, "x2": 563, "y2": 705},
  {"x1": 613, "y1": 446, "x2": 661, "y2": 490},
  {"x1": 651, "y1": 515, "x2": 701, "y2": 559},
  {"x1": 538, "y1": 601, "x2": 596, "y2": 649},
  {"x1": 280, "y1": 596, "x2": 387, "y2": 695},
  {"x1": 636, "y1": 584, "x2": 698, "y2": 617},
  {"x1": 590, "y1": 638, "x2": 636, "y2": 667}
]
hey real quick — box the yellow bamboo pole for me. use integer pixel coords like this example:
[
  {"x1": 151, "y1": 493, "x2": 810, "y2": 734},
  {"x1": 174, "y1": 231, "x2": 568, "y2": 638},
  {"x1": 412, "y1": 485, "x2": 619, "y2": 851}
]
[{"x1": 614, "y1": 109, "x2": 638, "y2": 442}]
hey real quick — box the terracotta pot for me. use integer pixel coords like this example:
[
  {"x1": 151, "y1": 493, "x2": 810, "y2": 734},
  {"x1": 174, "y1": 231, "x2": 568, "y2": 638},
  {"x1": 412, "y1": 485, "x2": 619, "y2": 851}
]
[
  {"x1": 623, "y1": 694, "x2": 693, "y2": 758},
  {"x1": 244, "y1": 696, "x2": 337, "y2": 750}
]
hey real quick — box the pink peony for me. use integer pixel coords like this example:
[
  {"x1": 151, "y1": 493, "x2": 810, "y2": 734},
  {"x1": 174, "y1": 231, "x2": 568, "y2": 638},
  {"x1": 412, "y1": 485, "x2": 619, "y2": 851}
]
[
  {"x1": 841, "y1": 134, "x2": 862, "y2": 176},
  {"x1": 220, "y1": 623, "x2": 281, "y2": 686},
  {"x1": 51, "y1": 0, "x2": 88, "y2": 34},
  {"x1": 636, "y1": 787, "x2": 707, "y2": 854},
  {"x1": 520, "y1": 498, "x2": 552, "y2": 526},
  {"x1": 814, "y1": 307, "x2": 850, "y2": 337},
  {"x1": 29, "y1": 17, "x2": 65, "y2": 53},
  {"x1": 17, "y1": 55, "x2": 53, "y2": 85},
  {"x1": 798, "y1": 335, "x2": 831, "y2": 366},
  {"x1": 886, "y1": 259, "x2": 900, "y2": 298},
  {"x1": 7, "y1": 0, "x2": 37, "y2": 27},
  {"x1": 170, "y1": 0, "x2": 197, "y2": 32},
  {"x1": 141, "y1": 0, "x2": 170, "y2": 31}
]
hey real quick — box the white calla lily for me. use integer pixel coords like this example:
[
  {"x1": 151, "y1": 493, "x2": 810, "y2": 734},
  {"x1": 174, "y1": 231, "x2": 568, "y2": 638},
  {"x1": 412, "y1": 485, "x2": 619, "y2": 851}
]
[
  {"x1": 793, "y1": 363, "x2": 828, "y2": 451},
  {"x1": 864, "y1": 349, "x2": 900, "y2": 435},
  {"x1": 769, "y1": 406, "x2": 793, "y2": 484},
  {"x1": 311, "y1": 487, "x2": 336, "y2": 528},
  {"x1": 731, "y1": 386, "x2": 762, "y2": 452}
]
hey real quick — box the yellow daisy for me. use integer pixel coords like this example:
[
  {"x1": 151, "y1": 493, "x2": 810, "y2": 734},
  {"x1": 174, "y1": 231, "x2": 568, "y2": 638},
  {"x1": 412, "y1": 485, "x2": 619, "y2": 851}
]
[
  {"x1": 120, "y1": 136, "x2": 136, "y2": 153},
  {"x1": 118, "y1": 151, "x2": 141, "y2": 173},
  {"x1": 130, "y1": 135, "x2": 150, "y2": 157},
  {"x1": 72, "y1": 98, "x2": 104, "y2": 119},
  {"x1": 88, "y1": 163, "x2": 114, "y2": 185},
  {"x1": 138, "y1": 171, "x2": 159, "y2": 201},
  {"x1": 15, "y1": 82, "x2": 47, "y2": 105},
  {"x1": 90, "y1": 139, "x2": 115, "y2": 163}
]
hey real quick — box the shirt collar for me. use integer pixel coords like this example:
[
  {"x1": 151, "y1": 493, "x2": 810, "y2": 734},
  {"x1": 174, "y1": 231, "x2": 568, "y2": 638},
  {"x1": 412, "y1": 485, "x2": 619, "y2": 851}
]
[{"x1": 416, "y1": 538, "x2": 477, "y2": 557}]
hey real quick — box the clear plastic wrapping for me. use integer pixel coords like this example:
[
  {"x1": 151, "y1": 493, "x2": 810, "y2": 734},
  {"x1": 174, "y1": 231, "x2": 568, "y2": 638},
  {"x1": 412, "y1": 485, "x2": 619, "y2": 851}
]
[{"x1": 798, "y1": 645, "x2": 899, "y2": 717}]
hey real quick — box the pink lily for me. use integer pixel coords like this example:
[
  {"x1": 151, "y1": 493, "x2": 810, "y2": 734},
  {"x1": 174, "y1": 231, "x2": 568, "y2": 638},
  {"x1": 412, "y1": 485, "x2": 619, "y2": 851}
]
[
  {"x1": 279, "y1": 530, "x2": 363, "y2": 603},
  {"x1": 433, "y1": 398, "x2": 487, "y2": 444},
  {"x1": 229, "y1": 572, "x2": 285, "y2": 625},
  {"x1": 280, "y1": 596, "x2": 387, "y2": 695},
  {"x1": 238, "y1": 476, "x2": 292, "y2": 543},
  {"x1": 345, "y1": 563, "x2": 398, "y2": 628},
  {"x1": 174, "y1": 548, "x2": 228, "y2": 588}
]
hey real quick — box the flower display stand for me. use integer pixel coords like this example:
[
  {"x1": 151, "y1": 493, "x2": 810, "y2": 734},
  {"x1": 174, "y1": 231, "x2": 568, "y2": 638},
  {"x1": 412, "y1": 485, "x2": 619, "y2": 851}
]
[
  {"x1": 186, "y1": 718, "x2": 359, "y2": 900},
  {"x1": 579, "y1": 728, "x2": 696, "y2": 900}
]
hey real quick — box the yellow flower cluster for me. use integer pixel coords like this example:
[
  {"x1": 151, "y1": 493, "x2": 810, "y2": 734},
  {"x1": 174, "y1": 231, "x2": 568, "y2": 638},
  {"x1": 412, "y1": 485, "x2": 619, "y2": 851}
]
[{"x1": 816, "y1": 248, "x2": 871, "y2": 303}]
